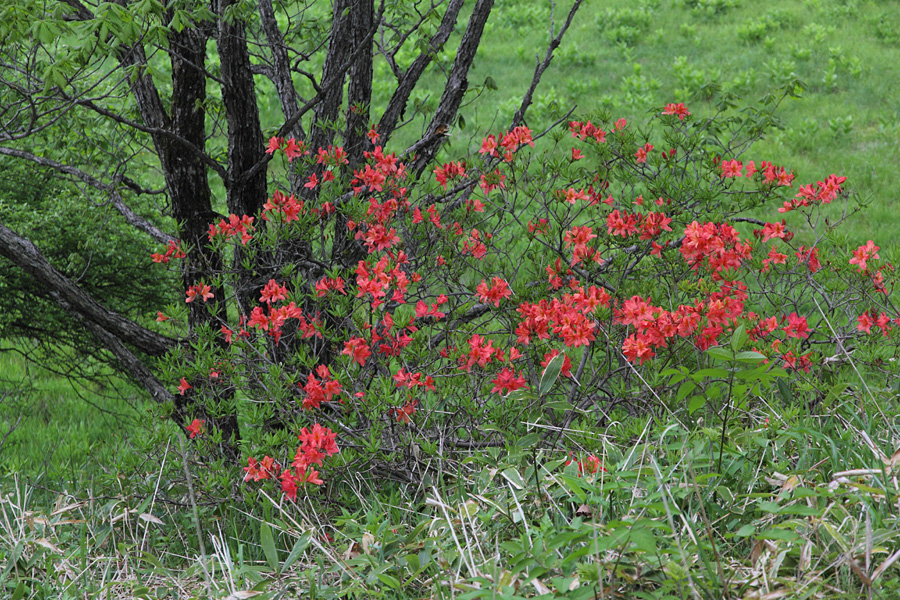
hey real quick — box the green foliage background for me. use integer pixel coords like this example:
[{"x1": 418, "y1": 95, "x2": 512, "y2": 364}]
[{"x1": 2, "y1": 0, "x2": 900, "y2": 597}]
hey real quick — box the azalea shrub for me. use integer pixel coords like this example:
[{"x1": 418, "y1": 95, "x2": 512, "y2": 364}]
[{"x1": 154, "y1": 93, "x2": 898, "y2": 499}]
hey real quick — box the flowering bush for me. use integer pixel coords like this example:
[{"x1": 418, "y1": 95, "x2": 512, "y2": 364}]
[{"x1": 155, "y1": 96, "x2": 897, "y2": 500}]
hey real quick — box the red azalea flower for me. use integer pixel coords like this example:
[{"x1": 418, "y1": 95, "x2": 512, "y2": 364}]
[{"x1": 186, "y1": 419, "x2": 205, "y2": 439}]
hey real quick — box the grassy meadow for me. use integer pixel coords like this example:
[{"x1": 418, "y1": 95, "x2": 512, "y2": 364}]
[{"x1": 3, "y1": 0, "x2": 900, "y2": 598}]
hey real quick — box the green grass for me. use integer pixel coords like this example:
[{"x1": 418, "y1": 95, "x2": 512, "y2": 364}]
[
  {"x1": 4, "y1": 393, "x2": 900, "y2": 599},
  {"x1": 4, "y1": 0, "x2": 900, "y2": 597},
  {"x1": 430, "y1": 0, "x2": 900, "y2": 244},
  {"x1": 0, "y1": 346, "x2": 171, "y2": 494}
]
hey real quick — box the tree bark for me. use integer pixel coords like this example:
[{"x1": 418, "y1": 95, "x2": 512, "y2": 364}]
[
  {"x1": 332, "y1": 0, "x2": 376, "y2": 265},
  {"x1": 343, "y1": 0, "x2": 375, "y2": 171},
  {"x1": 406, "y1": 0, "x2": 495, "y2": 177},
  {"x1": 309, "y1": 0, "x2": 353, "y2": 154},
  {"x1": 218, "y1": 0, "x2": 268, "y2": 219},
  {"x1": 377, "y1": 0, "x2": 465, "y2": 145},
  {"x1": 0, "y1": 222, "x2": 173, "y2": 358}
]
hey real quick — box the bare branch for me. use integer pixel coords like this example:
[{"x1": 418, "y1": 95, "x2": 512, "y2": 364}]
[
  {"x1": 240, "y1": 11, "x2": 382, "y2": 185},
  {"x1": 405, "y1": 0, "x2": 494, "y2": 176},
  {"x1": 378, "y1": 0, "x2": 464, "y2": 145},
  {"x1": 510, "y1": 0, "x2": 584, "y2": 129},
  {"x1": 52, "y1": 294, "x2": 175, "y2": 406},
  {"x1": 72, "y1": 97, "x2": 228, "y2": 181},
  {"x1": 0, "y1": 222, "x2": 175, "y2": 357},
  {"x1": 257, "y1": 0, "x2": 306, "y2": 142}
]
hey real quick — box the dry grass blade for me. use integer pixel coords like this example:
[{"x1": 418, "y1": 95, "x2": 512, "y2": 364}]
[
  {"x1": 871, "y1": 548, "x2": 900, "y2": 583},
  {"x1": 884, "y1": 447, "x2": 900, "y2": 476}
]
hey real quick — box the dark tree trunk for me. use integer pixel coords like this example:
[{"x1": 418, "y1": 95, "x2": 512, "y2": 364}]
[
  {"x1": 309, "y1": 0, "x2": 353, "y2": 154},
  {"x1": 407, "y1": 0, "x2": 495, "y2": 177},
  {"x1": 333, "y1": 0, "x2": 375, "y2": 265},
  {"x1": 377, "y1": 0, "x2": 465, "y2": 146},
  {"x1": 165, "y1": 26, "x2": 242, "y2": 449},
  {"x1": 217, "y1": 0, "x2": 270, "y2": 327},
  {"x1": 218, "y1": 0, "x2": 268, "y2": 219},
  {"x1": 343, "y1": 0, "x2": 375, "y2": 170}
]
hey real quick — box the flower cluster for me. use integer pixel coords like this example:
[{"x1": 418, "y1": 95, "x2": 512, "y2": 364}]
[
  {"x1": 605, "y1": 210, "x2": 673, "y2": 242},
  {"x1": 262, "y1": 190, "x2": 304, "y2": 223},
  {"x1": 393, "y1": 368, "x2": 436, "y2": 392},
  {"x1": 720, "y1": 159, "x2": 793, "y2": 186},
  {"x1": 242, "y1": 424, "x2": 338, "y2": 500},
  {"x1": 315, "y1": 277, "x2": 347, "y2": 297},
  {"x1": 185, "y1": 283, "x2": 214, "y2": 303},
  {"x1": 393, "y1": 400, "x2": 418, "y2": 424},
  {"x1": 160, "y1": 100, "x2": 897, "y2": 505},
  {"x1": 849, "y1": 240, "x2": 879, "y2": 273},
  {"x1": 491, "y1": 368, "x2": 528, "y2": 395},
  {"x1": 617, "y1": 296, "x2": 700, "y2": 364},
  {"x1": 753, "y1": 220, "x2": 793, "y2": 243},
  {"x1": 516, "y1": 285, "x2": 610, "y2": 348},
  {"x1": 414, "y1": 295, "x2": 448, "y2": 320},
  {"x1": 479, "y1": 169, "x2": 506, "y2": 195},
  {"x1": 635, "y1": 143, "x2": 653, "y2": 163},
  {"x1": 434, "y1": 161, "x2": 466, "y2": 189},
  {"x1": 300, "y1": 365, "x2": 342, "y2": 410},
  {"x1": 355, "y1": 253, "x2": 417, "y2": 308},
  {"x1": 350, "y1": 144, "x2": 408, "y2": 196},
  {"x1": 266, "y1": 136, "x2": 309, "y2": 161},
  {"x1": 151, "y1": 240, "x2": 186, "y2": 264},
  {"x1": 246, "y1": 279, "x2": 321, "y2": 344},
  {"x1": 480, "y1": 126, "x2": 534, "y2": 161},
  {"x1": 342, "y1": 336, "x2": 372, "y2": 366},
  {"x1": 186, "y1": 419, "x2": 205, "y2": 439},
  {"x1": 461, "y1": 229, "x2": 489, "y2": 259},
  {"x1": 243, "y1": 455, "x2": 281, "y2": 482},
  {"x1": 569, "y1": 120, "x2": 607, "y2": 143},
  {"x1": 208, "y1": 214, "x2": 255, "y2": 245},
  {"x1": 475, "y1": 277, "x2": 512, "y2": 306},
  {"x1": 565, "y1": 453, "x2": 605, "y2": 476},
  {"x1": 680, "y1": 221, "x2": 752, "y2": 278},
  {"x1": 779, "y1": 174, "x2": 847, "y2": 213},
  {"x1": 370, "y1": 311, "x2": 418, "y2": 357},
  {"x1": 662, "y1": 102, "x2": 691, "y2": 120},
  {"x1": 857, "y1": 310, "x2": 893, "y2": 336}
]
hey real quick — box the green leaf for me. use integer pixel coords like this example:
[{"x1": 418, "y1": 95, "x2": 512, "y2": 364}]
[
  {"x1": 559, "y1": 474, "x2": 586, "y2": 502},
  {"x1": 544, "y1": 400, "x2": 574, "y2": 411},
  {"x1": 404, "y1": 553, "x2": 420, "y2": 573},
  {"x1": 706, "y1": 347, "x2": 734, "y2": 362},
  {"x1": 823, "y1": 381, "x2": 851, "y2": 407},
  {"x1": 734, "y1": 350, "x2": 767, "y2": 364},
  {"x1": 484, "y1": 75, "x2": 498, "y2": 90},
  {"x1": 516, "y1": 433, "x2": 541, "y2": 449},
  {"x1": 730, "y1": 324, "x2": 747, "y2": 351},
  {"x1": 375, "y1": 572, "x2": 401, "y2": 590},
  {"x1": 11, "y1": 581, "x2": 26, "y2": 600},
  {"x1": 688, "y1": 395, "x2": 706, "y2": 415},
  {"x1": 757, "y1": 528, "x2": 800, "y2": 542},
  {"x1": 138, "y1": 552, "x2": 165, "y2": 570},
  {"x1": 692, "y1": 368, "x2": 729, "y2": 380},
  {"x1": 629, "y1": 527, "x2": 657, "y2": 553},
  {"x1": 676, "y1": 380, "x2": 696, "y2": 402},
  {"x1": 260, "y1": 522, "x2": 279, "y2": 573},
  {"x1": 539, "y1": 352, "x2": 566, "y2": 396},
  {"x1": 501, "y1": 467, "x2": 527, "y2": 490},
  {"x1": 776, "y1": 379, "x2": 792, "y2": 404},
  {"x1": 282, "y1": 533, "x2": 310, "y2": 571},
  {"x1": 507, "y1": 389, "x2": 537, "y2": 403}
]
